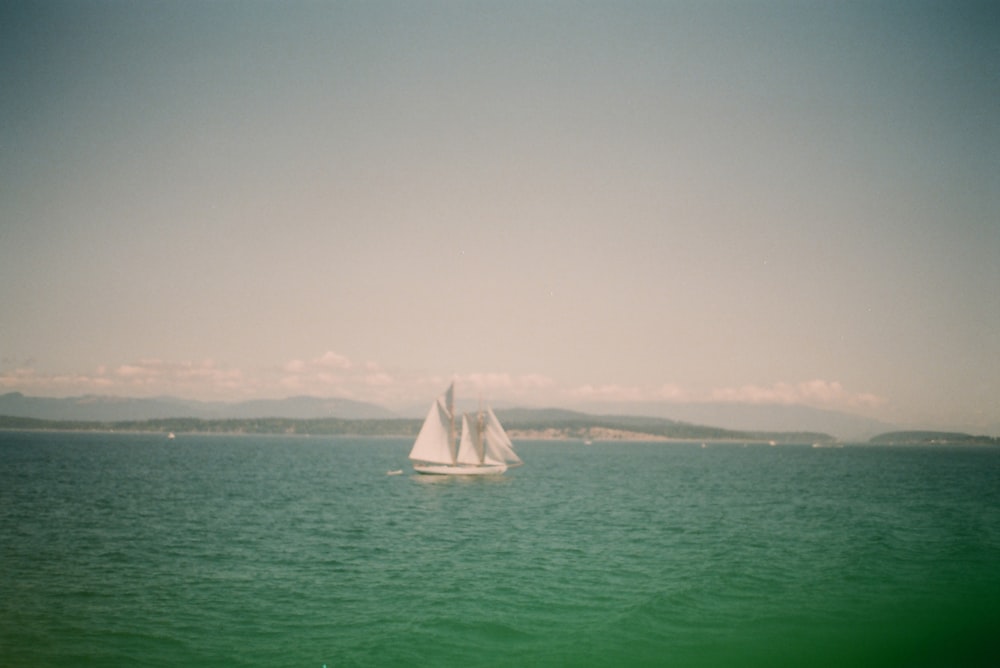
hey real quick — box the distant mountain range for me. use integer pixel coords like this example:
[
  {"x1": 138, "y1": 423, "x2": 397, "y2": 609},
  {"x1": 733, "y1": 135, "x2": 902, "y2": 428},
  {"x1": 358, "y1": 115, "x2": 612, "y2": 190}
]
[
  {"x1": 2, "y1": 392, "x2": 994, "y2": 444},
  {"x1": 0, "y1": 392, "x2": 396, "y2": 422},
  {"x1": 0, "y1": 391, "x2": 898, "y2": 440},
  {"x1": 568, "y1": 401, "x2": 897, "y2": 441}
]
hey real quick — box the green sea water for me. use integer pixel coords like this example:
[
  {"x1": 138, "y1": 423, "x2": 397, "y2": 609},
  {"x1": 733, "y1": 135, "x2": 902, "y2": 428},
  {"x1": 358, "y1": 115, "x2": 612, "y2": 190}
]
[{"x1": 2, "y1": 432, "x2": 999, "y2": 667}]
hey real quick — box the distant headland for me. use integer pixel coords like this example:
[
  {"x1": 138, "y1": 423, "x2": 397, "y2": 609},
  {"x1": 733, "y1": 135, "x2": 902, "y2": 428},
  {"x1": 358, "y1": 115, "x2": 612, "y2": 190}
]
[
  {"x1": 867, "y1": 431, "x2": 999, "y2": 446},
  {"x1": 1, "y1": 392, "x2": 996, "y2": 445},
  {"x1": 0, "y1": 411, "x2": 831, "y2": 444}
]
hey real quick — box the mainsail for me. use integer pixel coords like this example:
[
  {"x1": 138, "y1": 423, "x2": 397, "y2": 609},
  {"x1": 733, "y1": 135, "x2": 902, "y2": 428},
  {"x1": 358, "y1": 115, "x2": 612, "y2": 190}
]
[
  {"x1": 408, "y1": 394, "x2": 455, "y2": 465},
  {"x1": 408, "y1": 383, "x2": 521, "y2": 475},
  {"x1": 457, "y1": 413, "x2": 484, "y2": 465}
]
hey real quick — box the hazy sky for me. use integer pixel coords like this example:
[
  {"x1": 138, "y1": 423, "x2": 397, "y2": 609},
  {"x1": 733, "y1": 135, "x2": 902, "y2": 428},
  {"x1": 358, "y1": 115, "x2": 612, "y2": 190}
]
[{"x1": 2, "y1": 1, "x2": 998, "y2": 431}]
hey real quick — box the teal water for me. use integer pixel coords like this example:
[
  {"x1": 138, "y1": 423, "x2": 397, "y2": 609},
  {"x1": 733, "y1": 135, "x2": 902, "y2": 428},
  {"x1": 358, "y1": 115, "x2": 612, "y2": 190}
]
[{"x1": 2, "y1": 432, "x2": 999, "y2": 667}]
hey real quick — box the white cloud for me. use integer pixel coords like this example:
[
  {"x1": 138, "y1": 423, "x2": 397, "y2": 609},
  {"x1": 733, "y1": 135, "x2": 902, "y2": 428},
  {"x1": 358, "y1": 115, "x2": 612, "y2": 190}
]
[
  {"x1": 0, "y1": 359, "x2": 247, "y2": 399},
  {"x1": 707, "y1": 379, "x2": 885, "y2": 409},
  {"x1": 283, "y1": 359, "x2": 306, "y2": 373},
  {"x1": 520, "y1": 374, "x2": 555, "y2": 389},
  {"x1": 315, "y1": 351, "x2": 352, "y2": 369},
  {"x1": 456, "y1": 372, "x2": 556, "y2": 400},
  {"x1": 115, "y1": 363, "x2": 151, "y2": 379},
  {"x1": 0, "y1": 366, "x2": 117, "y2": 393},
  {"x1": 278, "y1": 351, "x2": 356, "y2": 395},
  {"x1": 364, "y1": 372, "x2": 393, "y2": 386},
  {"x1": 0, "y1": 354, "x2": 885, "y2": 417},
  {"x1": 654, "y1": 384, "x2": 686, "y2": 401},
  {"x1": 275, "y1": 352, "x2": 427, "y2": 403},
  {"x1": 281, "y1": 351, "x2": 352, "y2": 381},
  {"x1": 558, "y1": 378, "x2": 884, "y2": 414},
  {"x1": 460, "y1": 372, "x2": 514, "y2": 390},
  {"x1": 568, "y1": 383, "x2": 646, "y2": 402},
  {"x1": 112, "y1": 359, "x2": 245, "y2": 391}
]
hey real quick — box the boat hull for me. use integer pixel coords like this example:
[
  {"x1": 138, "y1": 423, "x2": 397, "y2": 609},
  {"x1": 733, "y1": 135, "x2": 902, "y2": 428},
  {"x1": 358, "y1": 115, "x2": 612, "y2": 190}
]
[{"x1": 413, "y1": 463, "x2": 508, "y2": 476}]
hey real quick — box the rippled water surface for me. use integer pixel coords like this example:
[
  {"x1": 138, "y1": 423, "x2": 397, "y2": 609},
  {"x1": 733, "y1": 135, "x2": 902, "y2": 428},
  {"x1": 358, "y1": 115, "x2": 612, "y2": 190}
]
[{"x1": 2, "y1": 432, "x2": 999, "y2": 667}]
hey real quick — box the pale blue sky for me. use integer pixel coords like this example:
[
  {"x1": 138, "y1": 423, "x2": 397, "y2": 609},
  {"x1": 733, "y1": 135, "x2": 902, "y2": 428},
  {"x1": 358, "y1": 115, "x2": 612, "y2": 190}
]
[{"x1": 2, "y1": 1, "x2": 997, "y2": 432}]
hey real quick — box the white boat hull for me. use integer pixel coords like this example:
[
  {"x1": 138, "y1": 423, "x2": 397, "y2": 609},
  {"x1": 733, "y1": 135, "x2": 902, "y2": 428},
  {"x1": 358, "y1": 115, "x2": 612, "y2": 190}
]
[{"x1": 413, "y1": 463, "x2": 508, "y2": 476}]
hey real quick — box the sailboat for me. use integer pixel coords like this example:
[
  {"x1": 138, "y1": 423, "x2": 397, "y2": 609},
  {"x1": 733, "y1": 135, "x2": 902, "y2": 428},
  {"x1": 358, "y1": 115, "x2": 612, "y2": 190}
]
[{"x1": 408, "y1": 383, "x2": 522, "y2": 475}]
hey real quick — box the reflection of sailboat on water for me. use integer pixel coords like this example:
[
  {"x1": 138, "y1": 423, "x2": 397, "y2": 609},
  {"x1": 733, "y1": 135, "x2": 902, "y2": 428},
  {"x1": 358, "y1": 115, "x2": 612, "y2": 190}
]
[{"x1": 408, "y1": 383, "x2": 522, "y2": 475}]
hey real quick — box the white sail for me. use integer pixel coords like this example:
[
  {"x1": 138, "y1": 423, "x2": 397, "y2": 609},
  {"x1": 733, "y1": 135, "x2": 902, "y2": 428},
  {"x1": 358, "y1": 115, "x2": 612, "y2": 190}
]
[
  {"x1": 409, "y1": 384, "x2": 521, "y2": 475},
  {"x1": 483, "y1": 407, "x2": 522, "y2": 466},
  {"x1": 458, "y1": 415, "x2": 482, "y2": 465},
  {"x1": 458, "y1": 413, "x2": 485, "y2": 465},
  {"x1": 408, "y1": 396, "x2": 455, "y2": 465}
]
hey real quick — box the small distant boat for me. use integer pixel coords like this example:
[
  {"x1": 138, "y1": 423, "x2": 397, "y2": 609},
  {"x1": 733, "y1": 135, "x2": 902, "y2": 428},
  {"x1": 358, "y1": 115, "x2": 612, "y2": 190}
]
[
  {"x1": 408, "y1": 383, "x2": 522, "y2": 476},
  {"x1": 167, "y1": 432, "x2": 176, "y2": 440}
]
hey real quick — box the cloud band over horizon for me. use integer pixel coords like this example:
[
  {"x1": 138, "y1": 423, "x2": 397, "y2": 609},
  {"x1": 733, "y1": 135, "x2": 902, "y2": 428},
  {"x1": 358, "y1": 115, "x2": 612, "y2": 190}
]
[{"x1": 1, "y1": 351, "x2": 887, "y2": 416}]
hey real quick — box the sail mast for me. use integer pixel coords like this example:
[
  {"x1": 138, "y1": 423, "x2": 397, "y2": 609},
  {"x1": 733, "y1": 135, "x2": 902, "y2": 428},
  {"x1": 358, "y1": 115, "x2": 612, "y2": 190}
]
[
  {"x1": 446, "y1": 381, "x2": 456, "y2": 456},
  {"x1": 477, "y1": 402, "x2": 486, "y2": 464}
]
